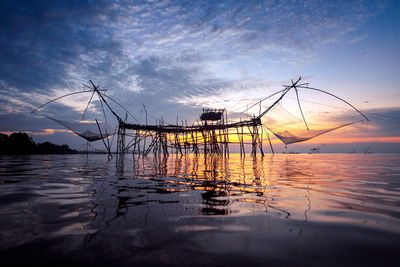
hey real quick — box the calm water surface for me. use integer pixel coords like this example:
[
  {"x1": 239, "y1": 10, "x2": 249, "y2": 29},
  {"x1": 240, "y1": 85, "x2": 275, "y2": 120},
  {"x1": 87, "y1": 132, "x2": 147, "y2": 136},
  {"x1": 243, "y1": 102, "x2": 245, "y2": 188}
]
[{"x1": 0, "y1": 154, "x2": 399, "y2": 266}]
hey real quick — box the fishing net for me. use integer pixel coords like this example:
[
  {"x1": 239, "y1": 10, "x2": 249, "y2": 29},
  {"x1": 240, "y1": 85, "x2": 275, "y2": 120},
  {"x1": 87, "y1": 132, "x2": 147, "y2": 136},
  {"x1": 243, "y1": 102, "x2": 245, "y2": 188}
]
[
  {"x1": 46, "y1": 117, "x2": 115, "y2": 142},
  {"x1": 256, "y1": 86, "x2": 366, "y2": 146},
  {"x1": 265, "y1": 121, "x2": 360, "y2": 145}
]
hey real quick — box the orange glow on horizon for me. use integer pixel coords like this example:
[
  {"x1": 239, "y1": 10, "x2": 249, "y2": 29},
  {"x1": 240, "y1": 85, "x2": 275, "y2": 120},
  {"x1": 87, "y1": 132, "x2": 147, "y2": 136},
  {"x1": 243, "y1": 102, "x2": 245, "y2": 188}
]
[
  {"x1": 31, "y1": 129, "x2": 73, "y2": 136},
  {"x1": 300, "y1": 136, "x2": 400, "y2": 144},
  {"x1": 1, "y1": 129, "x2": 73, "y2": 136}
]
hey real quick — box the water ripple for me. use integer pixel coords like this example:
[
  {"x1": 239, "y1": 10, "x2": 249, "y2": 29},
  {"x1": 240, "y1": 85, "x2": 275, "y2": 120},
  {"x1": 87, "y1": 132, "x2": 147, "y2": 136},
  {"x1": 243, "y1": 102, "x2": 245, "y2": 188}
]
[{"x1": 1, "y1": 154, "x2": 400, "y2": 266}]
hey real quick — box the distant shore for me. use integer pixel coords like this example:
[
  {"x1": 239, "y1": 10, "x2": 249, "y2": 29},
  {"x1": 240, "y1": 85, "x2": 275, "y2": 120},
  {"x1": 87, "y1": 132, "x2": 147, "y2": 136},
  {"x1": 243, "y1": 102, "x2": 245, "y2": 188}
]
[{"x1": 0, "y1": 132, "x2": 77, "y2": 155}]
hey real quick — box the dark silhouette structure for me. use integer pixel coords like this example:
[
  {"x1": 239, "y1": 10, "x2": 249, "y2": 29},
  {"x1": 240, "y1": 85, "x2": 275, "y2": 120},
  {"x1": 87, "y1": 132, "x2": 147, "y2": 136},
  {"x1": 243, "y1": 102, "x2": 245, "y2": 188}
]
[{"x1": 33, "y1": 77, "x2": 369, "y2": 166}]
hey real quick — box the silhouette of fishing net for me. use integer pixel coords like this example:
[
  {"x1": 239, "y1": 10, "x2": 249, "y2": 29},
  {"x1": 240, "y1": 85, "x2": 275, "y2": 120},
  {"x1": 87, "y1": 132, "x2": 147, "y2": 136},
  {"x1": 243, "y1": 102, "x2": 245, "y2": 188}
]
[
  {"x1": 266, "y1": 121, "x2": 359, "y2": 145},
  {"x1": 46, "y1": 116, "x2": 115, "y2": 142},
  {"x1": 259, "y1": 89, "x2": 364, "y2": 145}
]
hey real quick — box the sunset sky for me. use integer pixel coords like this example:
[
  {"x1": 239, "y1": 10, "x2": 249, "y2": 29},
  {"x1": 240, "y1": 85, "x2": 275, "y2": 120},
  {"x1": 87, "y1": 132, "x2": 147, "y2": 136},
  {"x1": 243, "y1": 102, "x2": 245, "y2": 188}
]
[{"x1": 0, "y1": 0, "x2": 399, "y2": 153}]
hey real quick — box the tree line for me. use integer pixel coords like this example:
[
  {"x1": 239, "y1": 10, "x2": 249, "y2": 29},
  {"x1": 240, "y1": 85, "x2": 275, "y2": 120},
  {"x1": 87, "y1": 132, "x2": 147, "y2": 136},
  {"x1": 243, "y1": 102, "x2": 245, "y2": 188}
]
[{"x1": 0, "y1": 132, "x2": 77, "y2": 155}]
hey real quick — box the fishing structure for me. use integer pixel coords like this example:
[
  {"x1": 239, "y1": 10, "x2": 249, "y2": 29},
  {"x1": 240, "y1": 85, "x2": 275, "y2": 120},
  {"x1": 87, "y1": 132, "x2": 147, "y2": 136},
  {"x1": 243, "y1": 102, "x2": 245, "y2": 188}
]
[{"x1": 32, "y1": 77, "x2": 369, "y2": 165}]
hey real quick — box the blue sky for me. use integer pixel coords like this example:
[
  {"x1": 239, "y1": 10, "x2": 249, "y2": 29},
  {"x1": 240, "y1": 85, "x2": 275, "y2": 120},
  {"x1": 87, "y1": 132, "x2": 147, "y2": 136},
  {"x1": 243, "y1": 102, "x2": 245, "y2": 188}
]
[{"x1": 0, "y1": 0, "x2": 399, "y2": 152}]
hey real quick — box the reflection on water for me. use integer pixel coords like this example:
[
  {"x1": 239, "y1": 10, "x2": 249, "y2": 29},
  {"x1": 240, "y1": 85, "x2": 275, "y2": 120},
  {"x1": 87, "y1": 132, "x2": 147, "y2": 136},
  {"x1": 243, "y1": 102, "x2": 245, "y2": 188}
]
[{"x1": 1, "y1": 154, "x2": 400, "y2": 266}]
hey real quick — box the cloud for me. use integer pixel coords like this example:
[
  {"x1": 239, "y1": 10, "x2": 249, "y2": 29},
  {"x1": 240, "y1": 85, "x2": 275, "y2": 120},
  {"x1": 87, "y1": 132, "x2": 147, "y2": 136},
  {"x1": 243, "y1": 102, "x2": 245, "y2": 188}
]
[
  {"x1": 0, "y1": 0, "x2": 391, "y2": 142},
  {"x1": 304, "y1": 107, "x2": 400, "y2": 142},
  {"x1": 116, "y1": 0, "x2": 385, "y2": 55},
  {"x1": 30, "y1": 128, "x2": 73, "y2": 135},
  {"x1": 174, "y1": 78, "x2": 280, "y2": 112},
  {"x1": 0, "y1": 0, "x2": 120, "y2": 89},
  {"x1": 3, "y1": 3, "x2": 384, "y2": 69},
  {"x1": 1, "y1": 0, "x2": 385, "y2": 94}
]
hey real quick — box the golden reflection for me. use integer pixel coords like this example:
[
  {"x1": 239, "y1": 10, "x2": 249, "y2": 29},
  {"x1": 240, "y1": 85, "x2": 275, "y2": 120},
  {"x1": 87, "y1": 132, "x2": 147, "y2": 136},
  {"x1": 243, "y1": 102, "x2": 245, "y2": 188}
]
[
  {"x1": 111, "y1": 153, "x2": 400, "y2": 224},
  {"x1": 83, "y1": 153, "x2": 400, "y2": 248},
  {"x1": 125, "y1": 153, "x2": 302, "y2": 217}
]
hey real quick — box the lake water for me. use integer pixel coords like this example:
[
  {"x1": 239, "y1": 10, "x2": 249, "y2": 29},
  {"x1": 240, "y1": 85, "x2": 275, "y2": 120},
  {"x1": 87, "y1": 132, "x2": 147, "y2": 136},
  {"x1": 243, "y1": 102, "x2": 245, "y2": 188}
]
[{"x1": 0, "y1": 154, "x2": 400, "y2": 266}]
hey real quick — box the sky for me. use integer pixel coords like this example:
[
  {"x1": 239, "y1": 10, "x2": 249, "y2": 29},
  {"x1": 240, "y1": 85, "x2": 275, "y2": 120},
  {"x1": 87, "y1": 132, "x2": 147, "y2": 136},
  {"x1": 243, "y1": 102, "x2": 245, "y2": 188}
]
[{"x1": 0, "y1": 0, "x2": 399, "y2": 153}]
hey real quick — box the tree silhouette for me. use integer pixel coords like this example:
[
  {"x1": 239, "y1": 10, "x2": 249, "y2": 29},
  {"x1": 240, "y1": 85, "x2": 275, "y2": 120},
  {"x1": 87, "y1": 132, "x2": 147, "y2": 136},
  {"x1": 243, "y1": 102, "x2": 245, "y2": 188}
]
[{"x1": 0, "y1": 132, "x2": 76, "y2": 155}]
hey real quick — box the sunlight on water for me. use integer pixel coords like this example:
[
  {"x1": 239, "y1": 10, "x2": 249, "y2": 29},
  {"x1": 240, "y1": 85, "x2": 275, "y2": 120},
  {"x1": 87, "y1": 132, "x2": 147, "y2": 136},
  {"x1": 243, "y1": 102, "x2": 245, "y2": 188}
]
[{"x1": 0, "y1": 154, "x2": 400, "y2": 266}]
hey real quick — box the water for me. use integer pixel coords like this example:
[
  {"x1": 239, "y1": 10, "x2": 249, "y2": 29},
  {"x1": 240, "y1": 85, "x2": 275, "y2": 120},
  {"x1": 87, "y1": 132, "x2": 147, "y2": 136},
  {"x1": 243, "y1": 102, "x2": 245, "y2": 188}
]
[{"x1": 0, "y1": 154, "x2": 400, "y2": 266}]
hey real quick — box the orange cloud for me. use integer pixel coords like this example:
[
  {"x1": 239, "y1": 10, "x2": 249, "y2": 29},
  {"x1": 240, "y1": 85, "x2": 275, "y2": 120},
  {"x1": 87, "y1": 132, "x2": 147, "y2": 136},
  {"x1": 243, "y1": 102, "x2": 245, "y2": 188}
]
[{"x1": 31, "y1": 129, "x2": 73, "y2": 135}]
